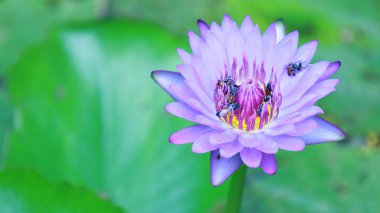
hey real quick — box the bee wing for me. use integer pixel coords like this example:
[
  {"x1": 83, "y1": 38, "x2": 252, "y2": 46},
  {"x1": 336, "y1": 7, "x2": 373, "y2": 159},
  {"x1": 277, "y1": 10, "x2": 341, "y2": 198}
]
[{"x1": 301, "y1": 61, "x2": 310, "y2": 69}]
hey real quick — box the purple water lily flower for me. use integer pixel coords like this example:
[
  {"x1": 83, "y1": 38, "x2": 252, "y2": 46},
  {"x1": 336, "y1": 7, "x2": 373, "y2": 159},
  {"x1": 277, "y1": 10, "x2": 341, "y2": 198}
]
[{"x1": 152, "y1": 15, "x2": 345, "y2": 186}]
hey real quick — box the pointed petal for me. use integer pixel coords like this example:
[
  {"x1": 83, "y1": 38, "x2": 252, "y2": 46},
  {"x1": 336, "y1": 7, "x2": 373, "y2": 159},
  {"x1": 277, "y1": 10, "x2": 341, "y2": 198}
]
[
  {"x1": 186, "y1": 97, "x2": 215, "y2": 118},
  {"x1": 292, "y1": 39, "x2": 318, "y2": 65},
  {"x1": 274, "y1": 30, "x2": 299, "y2": 71},
  {"x1": 177, "y1": 48, "x2": 192, "y2": 64},
  {"x1": 255, "y1": 135, "x2": 279, "y2": 154},
  {"x1": 151, "y1": 70, "x2": 185, "y2": 101},
  {"x1": 262, "y1": 21, "x2": 279, "y2": 74},
  {"x1": 302, "y1": 116, "x2": 346, "y2": 145},
  {"x1": 243, "y1": 134, "x2": 279, "y2": 154},
  {"x1": 169, "y1": 83, "x2": 215, "y2": 118},
  {"x1": 262, "y1": 22, "x2": 277, "y2": 47},
  {"x1": 177, "y1": 51, "x2": 215, "y2": 104},
  {"x1": 192, "y1": 135, "x2": 219, "y2": 153},
  {"x1": 165, "y1": 102, "x2": 199, "y2": 122},
  {"x1": 275, "y1": 19, "x2": 285, "y2": 43},
  {"x1": 169, "y1": 125, "x2": 212, "y2": 144},
  {"x1": 311, "y1": 79, "x2": 340, "y2": 91},
  {"x1": 244, "y1": 25, "x2": 262, "y2": 77},
  {"x1": 320, "y1": 61, "x2": 341, "y2": 81},
  {"x1": 287, "y1": 119, "x2": 318, "y2": 136},
  {"x1": 240, "y1": 15, "x2": 255, "y2": 37},
  {"x1": 195, "y1": 115, "x2": 223, "y2": 130},
  {"x1": 209, "y1": 130, "x2": 237, "y2": 145},
  {"x1": 197, "y1": 19, "x2": 210, "y2": 38},
  {"x1": 210, "y1": 22, "x2": 225, "y2": 42},
  {"x1": 188, "y1": 31, "x2": 203, "y2": 56},
  {"x1": 210, "y1": 150, "x2": 242, "y2": 186},
  {"x1": 282, "y1": 61, "x2": 330, "y2": 108},
  {"x1": 220, "y1": 141, "x2": 244, "y2": 158},
  {"x1": 271, "y1": 136, "x2": 305, "y2": 151},
  {"x1": 288, "y1": 106, "x2": 325, "y2": 124},
  {"x1": 280, "y1": 79, "x2": 338, "y2": 118},
  {"x1": 240, "y1": 148, "x2": 262, "y2": 168},
  {"x1": 238, "y1": 134, "x2": 260, "y2": 148},
  {"x1": 221, "y1": 14, "x2": 235, "y2": 32},
  {"x1": 169, "y1": 82, "x2": 195, "y2": 101},
  {"x1": 262, "y1": 123, "x2": 296, "y2": 136},
  {"x1": 260, "y1": 153, "x2": 277, "y2": 175},
  {"x1": 273, "y1": 106, "x2": 324, "y2": 128}
]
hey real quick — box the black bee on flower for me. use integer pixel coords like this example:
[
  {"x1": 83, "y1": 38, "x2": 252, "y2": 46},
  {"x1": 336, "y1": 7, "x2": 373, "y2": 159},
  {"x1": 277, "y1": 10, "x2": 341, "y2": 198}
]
[{"x1": 287, "y1": 61, "x2": 308, "y2": 76}]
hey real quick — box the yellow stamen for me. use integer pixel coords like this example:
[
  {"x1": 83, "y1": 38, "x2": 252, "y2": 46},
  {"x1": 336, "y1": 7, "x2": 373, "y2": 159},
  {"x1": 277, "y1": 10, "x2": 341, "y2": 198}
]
[
  {"x1": 222, "y1": 113, "x2": 264, "y2": 132},
  {"x1": 267, "y1": 105, "x2": 272, "y2": 120},
  {"x1": 254, "y1": 117, "x2": 261, "y2": 130}
]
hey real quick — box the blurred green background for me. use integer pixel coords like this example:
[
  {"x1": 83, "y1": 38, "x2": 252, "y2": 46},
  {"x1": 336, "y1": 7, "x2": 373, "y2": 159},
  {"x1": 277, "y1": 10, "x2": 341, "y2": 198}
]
[{"x1": 0, "y1": 0, "x2": 379, "y2": 212}]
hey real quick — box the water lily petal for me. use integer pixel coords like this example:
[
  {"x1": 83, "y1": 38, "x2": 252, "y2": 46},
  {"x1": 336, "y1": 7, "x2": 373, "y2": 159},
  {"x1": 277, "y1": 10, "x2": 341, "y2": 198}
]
[
  {"x1": 221, "y1": 14, "x2": 235, "y2": 32},
  {"x1": 220, "y1": 141, "x2": 244, "y2": 158},
  {"x1": 255, "y1": 135, "x2": 279, "y2": 154},
  {"x1": 195, "y1": 115, "x2": 223, "y2": 130},
  {"x1": 165, "y1": 102, "x2": 199, "y2": 122},
  {"x1": 280, "y1": 78, "x2": 338, "y2": 118},
  {"x1": 209, "y1": 130, "x2": 237, "y2": 145},
  {"x1": 260, "y1": 153, "x2": 277, "y2": 175},
  {"x1": 170, "y1": 82, "x2": 215, "y2": 119},
  {"x1": 151, "y1": 70, "x2": 185, "y2": 101},
  {"x1": 271, "y1": 135, "x2": 305, "y2": 151},
  {"x1": 240, "y1": 15, "x2": 255, "y2": 37},
  {"x1": 262, "y1": 21, "x2": 277, "y2": 48},
  {"x1": 188, "y1": 31, "x2": 204, "y2": 56},
  {"x1": 192, "y1": 135, "x2": 219, "y2": 153},
  {"x1": 262, "y1": 123, "x2": 296, "y2": 136},
  {"x1": 169, "y1": 82, "x2": 196, "y2": 100},
  {"x1": 275, "y1": 19, "x2": 286, "y2": 43},
  {"x1": 292, "y1": 39, "x2": 318, "y2": 65},
  {"x1": 274, "y1": 30, "x2": 299, "y2": 72},
  {"x1": 177, "y1": 56, "x2": 215, "y2": 102},
  {"x1": 282, "y1": 61, "x2": 330, "y2": 107},
  {"x1": 210, "y1": 150, "x2": 242, "y2": 186},
  {"x1": 262, "y1": 22, "x2": 277, "y2": 72},
  {"x1": 302, "y1": 116, "x2": 346, "y2": 145},
  {"x1": 210, "y1": 21, "x2": 225, "y2": 42},
  {"x1": 240, "y1": 148, "x2": 262, "y2": 168},
  {"x1": 319, "y1": 61, "x2": 341, "y2": 81},
  {"x1": 169, "y1": 125, "x2": 213, "y2": 144},
  {"x1": 238, "y1": 134, "x2": 260, "y2": 148},
  {"x1": 287, "y1": 118, "x2": 318, "y2": 136},
  {"x1": 197, "y1": 19, "x2": 210, "y2": 38},
  {"x1": 244, "y1": 24, "x2": 262, "y2": 77}
]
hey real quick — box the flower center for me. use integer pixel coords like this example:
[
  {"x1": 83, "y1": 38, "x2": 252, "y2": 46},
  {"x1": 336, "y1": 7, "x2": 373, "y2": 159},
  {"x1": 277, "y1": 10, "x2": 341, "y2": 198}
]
[{"x1": 214, "y1": 74, "x2": 281, "y2": 131}]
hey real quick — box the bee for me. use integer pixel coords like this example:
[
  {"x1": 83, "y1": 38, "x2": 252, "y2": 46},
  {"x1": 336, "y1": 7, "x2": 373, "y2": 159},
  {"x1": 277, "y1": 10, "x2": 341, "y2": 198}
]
[
  {"x1": 263, "y1": 82, "x2": 272, "y2": 102},
  {"x1": 257, "y1": 82, "x2": 272, "y2": 116},
  {"x1": 287, "y1": 61, "x2": 308, "y2": 76},
  {"x1": 224, "y1": 75, "x2": 239, "y2": 97},
  {"x1": 225, "y1": 75, "x2": 233, "y2": 85},
  {"x1": 217, "y1": 80, "x2": 226, "y2": 87},
  {"x1": 229, "y1": 84, "x2": 238, "y2": 96},
  {"x1": 227, "y1": 83, "x2": 239, "y2": 104},
  {"x1": 216, "y1": 75, "x2": 240, "y2": 117},
  {"x1": 257, "y1": 103, "x2": 263, "y2": 116},
  {"x1": 216, "y1": 102, "x2": 240, "y2": 117}
]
